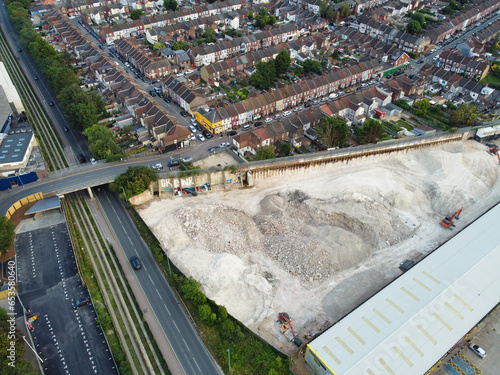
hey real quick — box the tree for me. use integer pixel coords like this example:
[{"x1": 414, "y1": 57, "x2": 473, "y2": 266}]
[
  {"x1": 316, "y1": 117, "x2": 349, "y2": 148},
  {"x1": 275, "y1": 50, "x2": 291, "y2": 77},
  {"x1": 320, "y1": 0, "x2": 329, "y2": 17},
  {"x1": 163, "y1": 0, "x2": 177, "y2": 11},
  {"x1": 280, "y1": 143, "x2": 292, "y2": 157},
  {"x1": 490, "y1": 33, "x2": 499, "y2": 56},
  {"x1": 406, "y1": 20, "x2": 422, "y2": 35},
  {"x1": 415, "y1": 98, "x2": 430, "y2": 116},
  {"x1": 0, "y1": 308, "x2": 38, "y2": 374},
  {"x1": 248, "y1": 11, "x2": 254, "y2": 21},
  {"x1": 179, "y1": 278, "x2": 206, "y2": 306},
  {"x1": 172, "y1": 41, "x2": 181, "y2": 50},
  {"x1": 0, "y1": 217, "x2": 15, "y2": 255},
  {"x1": 355, "y1": 118, "x2": 383, "y2": 144},
  {"x1": 331, "y1": 49, "x2": 340, "y2": 60},
  {"x1": 339, "y1": 2, "x2": 351, "y2": 19},
  {"x1": 198, "y1": 304, "x2": 217, "y2": 325},
  {"x1": 153, "y1": 41, "x2": 166, "y2": 51},
  {"x1": 327, "y1": 6, "x2": 337, "y2": 21},
  {"x1": 450, "y1": 103, "x2": 478, "y2": 127},
  {"x1": 249, "y1": 71, "x2": 264, "y2": 89},
  {"x1": 83, "y1": 124, "x2": 122, "y2": 159},
  {"x1": 130, "y1": 9, "x2": 144, "y2": 20},
  {"x1": 202, "y1": 26, "x2": 216, "y2": 42},
  {"x1": 110, "y1": 166, "x2": 158, "y2": 198},
  {"x1": 411, "y1": 12, "x2": 426, "y2": 26},
  {"x1": 302, "y1": 59, "x2": 322, "y2": 74},
  {"x1": 255, "y1": 145, "x2": 276, "y2": 160}
]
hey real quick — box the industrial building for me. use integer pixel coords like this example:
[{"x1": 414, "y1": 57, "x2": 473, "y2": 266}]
[{"x1": 305, "y1": 202, "x2": 500, "y2": 375}]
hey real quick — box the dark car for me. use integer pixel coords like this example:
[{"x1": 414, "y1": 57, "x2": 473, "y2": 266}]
[
  {"x1": 129, "y1": 256, "x2": 141, "y2": 270},
  {"x1": 304, "y1": 102, "x2": 312, "y2": 108},
  {"x1": 63, "y1": 126, "x2": 69, "y2": 132},
  {"x1": 254, "y1": 122, "x2": 263, "y2": 127},
  {"x1": 49, "y1": 101, "x2": 54, "y2": 106},
  {"x1": 399, "y1": 259, "x2": 415, "y2": 272},
  {"x1": 72, "y1": 297, "x2": 90, "y2": 309},
  {"x1": 227, "y1": 130, "x2": 237, "y2": 136},
  {"x1": 203, "y1": 130, "x2": 213, "y2": 139},
  {"x1": 195, "y1": 124, "x2": 203, "y2": 132},
  {"x1": 182, "y1": 188, "x2": 198, "y2": 196},
  {"x1": 167, "y1": 160, "x2": 180, "y2": 167},
  {"x1": 17, "y1": 47, "x2": 22, "y2": 52},
  {"x1": 164, "y1": 97, "x2": 171, "y2": 103},
  {"x1": 77, "y1": 153, "x2": 86, "y2": 163},
  {"x1": 180, "y1": 111, "x2": 189, "y2": 117},
  {"x1": 208, "y1": 146, "x2": 219, "y2": 153},
  {"x1": 418, "y1": 59, "x2": 424, "y2": 64},
  {"x1": 33, "y1": 75, "x2": 39, "y2": 80}
]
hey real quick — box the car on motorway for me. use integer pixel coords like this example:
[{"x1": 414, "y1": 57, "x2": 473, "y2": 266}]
[
  {"x1": 17, "y1": 47, "x2": 22, "y2": 52},
  {"x1": 64, "y1": 126, "x2": 69, "y2": 132},
  {"x1": 196, "y1": 133, "x2": 206, "y2": 141},
  {"x1": 265, "y1": 117, "x2": 272, "y2": 123},
  {"x1": 129, "y1": 256, "x2": 142, "y2": 270},
  {"x1": 49, "y1": 101, "x2": 54, "y2": 106},
  {"x1": 33, "y1": 75, "x2": 39, "y2": 80},
  {"x1": 77, "y1": 154, "x2": 86, "y2": 163},
  {"x1": 72, "y1": 297, "x2": 90, "y2": 309},
  {"x1": 181, "y1": 156, "x2": 193, "y2": 163},
  {"x1": 469, "y1": 344, "x2": 487, "y2": 359},
  {"x1": 188, "y1": 125, "x2": 197, "y2": 133},
  {"x1": 167, "y1": 160, "x2": 180, "y2": 167},
  {"x1": 219, "y1": 142, "x2": 230, "y2": 148},
  {"x1": 152, "y1": 163, "x2": 163, "y2": 170}
]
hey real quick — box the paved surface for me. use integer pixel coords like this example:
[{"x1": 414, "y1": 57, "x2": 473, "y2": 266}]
[
  {"x1": 95, "y1": 186, "x2": 222, "y2": 375},
  {"x1": 15, "y1": 211, "x2": 117, "y2": 375}
]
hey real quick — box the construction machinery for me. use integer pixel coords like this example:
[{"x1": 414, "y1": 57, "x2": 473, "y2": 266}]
[
  {"x1": 488, "y1": 147, "x2": 500, "y2": 164},
  {"x1": 277, "y1": 312, "x2": 302, "y2": 347},
  {"x1": 440, "y1": 208, "x2": 463, "y2": 228}
]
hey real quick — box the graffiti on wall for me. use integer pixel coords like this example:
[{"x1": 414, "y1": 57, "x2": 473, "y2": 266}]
[{"x1": 160, "y1": 177, "x2": 195, "y2": 191}]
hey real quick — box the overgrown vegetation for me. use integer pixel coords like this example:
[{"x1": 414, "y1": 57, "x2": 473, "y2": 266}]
[
  {"x1": 0, "y1": 217, "x2": 15, "y2": 255},
  {"x1": 110, "y1": 166, "x2": 158, "y2": 200}
]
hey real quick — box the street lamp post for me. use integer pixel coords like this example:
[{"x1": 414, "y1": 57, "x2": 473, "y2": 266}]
[
  {"x1": 227, "y1": 348, "x2": 231, "y2": 372},
  {"x1": 22, "y1": 336, "x2": 44, "y2": 363},
  {"x1": 122, "y1": 186, "x2": 127, "y2": 201}
]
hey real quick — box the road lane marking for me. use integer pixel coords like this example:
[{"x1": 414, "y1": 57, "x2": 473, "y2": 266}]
[
  {"x1": 193, "y1": 358, "x2": 201, "y2": 372},
  {"x1": 163, "y1": 303, "x2": 170, "y2": 316},
  {"x1": 183, "y1": 339, "x2": 190, "y2": 352},
  {"x1": 173, "y1": 321, "x2": 180, "y2": 333},
  {"x1": 156, "y1": 289, "x2": 162, "y2": 300}
]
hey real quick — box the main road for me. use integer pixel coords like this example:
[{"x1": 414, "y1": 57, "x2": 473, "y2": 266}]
[{"x1": 96, "y1": 186, "x2": 221, "y2": 375}]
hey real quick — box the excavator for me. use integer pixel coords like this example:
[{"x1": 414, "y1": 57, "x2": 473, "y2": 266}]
[
  {"x1": 488, "y1": 147, "x2": 500, "y2": 164},
  {"x1": 277, "y1": 312, "x2": 302, "y2": 347},
  {"x1": 440, "y1": 208, "x2": 463, "y2": 228}
]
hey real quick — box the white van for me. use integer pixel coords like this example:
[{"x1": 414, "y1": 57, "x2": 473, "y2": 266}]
[{"x1": 242, "y1": 124, "x2": 251, "y2": 131}]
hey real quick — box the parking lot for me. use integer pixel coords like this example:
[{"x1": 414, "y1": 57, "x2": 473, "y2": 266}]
[
  {"x1": 434, "y1": 305, "x2": 500, "y2": 375},
  {"x1": 15, "y1": 211, "x2": 117, "y2": 375}
]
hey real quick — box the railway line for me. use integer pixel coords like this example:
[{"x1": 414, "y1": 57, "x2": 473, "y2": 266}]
[
  {"x1": 0, "y1": 29, "x2": 68, "y2": 171},
  {"x1": 64, "y1": 191, "x2": 168, "y2": 375}
]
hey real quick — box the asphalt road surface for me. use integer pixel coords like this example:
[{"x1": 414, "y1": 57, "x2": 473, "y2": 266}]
[
  {"x1": 16, "y1": 217, "x2": 117, "y2": 375},
  {"x1": 96, "y1": 186, "x2": 221, "y2": 375}
]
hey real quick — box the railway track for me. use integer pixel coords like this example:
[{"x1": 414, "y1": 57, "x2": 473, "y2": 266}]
[
  {"x1": 65, "y1": 191, "x2": 168, "y2": 375},
  {"x1": 0, "y1": 29, "x2": 68, "y2": 171}
]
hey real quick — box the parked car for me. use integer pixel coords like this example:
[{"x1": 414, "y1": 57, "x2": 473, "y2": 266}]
[
  {"x1": 469, "y1": 344, "x2": 487, "y2": 359},
  {"x1": 219, "y1": 142, "x2": 230, "y2": 148},
  {"x1": 181, "y1": 156, "x2": 193, "y2": 163},
  {"x1": 399, "y1": 259, "x2": 415, "y2": 272},
  {"x1": 275, "y1": 113, "x2": 281, "y2": 119},
  {"x1": 294, "y1": 106, "x2": 302, "y2": 112},
  {"x1": 254, "y1": 122, "x2": 263, "y2": 127},
  {"x1": 208, "y1": 146, "x2": 219, "y2": 153},
  {"x1": 180, "y1": 111, "x2": 189, "y2": 117},
  {"x1": 312, "y1": 100, "x2": 319, "y2": 105},
  {"x1": 129, "y1": 256, "x2": 141, "y2": 270},
  {"x1": 72, "y1": 297, "x2": 90, "y2": 309},
  {"x1": 283, "y1": 110, "x2": 292, "y2": 116},
  {"x1": 203, "y1": 130, "x2": 213, "y2": 139},
  {"x1": 345, "y1": 88, "x2": 353, "y2": 93},
  {"x1": 167, "y1": 160, "x2": 180, "y2": 167},
  {"x1": 227, "y1": 130, "x2": 237, "y2": 136},
  {"x1": 265, "y1": 117, "x2": 272, "y2": 123},
  {"x1": 164, "y1": 97, "x2": 171, "y2": 103},
  {"x1": 304, "y1": 102, "x2": 312, "y2": 108},
  {"x1": 196, "y1": 133, "x2": 206, "y2": 141},
  {"x1": 152, "y1": 163, "x2": 163, "y2": 170},
  {"x1": 188, "y1": 125, "x2": 197, "y2": 133}
]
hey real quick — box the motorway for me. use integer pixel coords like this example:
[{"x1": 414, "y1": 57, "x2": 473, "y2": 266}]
[
  {"x1": 96, "y1": 186, "x2": 221, "y2": 375},
  {"x1": 0, "y1": 6, "x2": 89, "y2": 165}
]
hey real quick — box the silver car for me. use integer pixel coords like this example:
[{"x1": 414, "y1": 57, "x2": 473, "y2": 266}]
[{"x1": 469, "y1": 344, "x2": 487, "y2": 359}]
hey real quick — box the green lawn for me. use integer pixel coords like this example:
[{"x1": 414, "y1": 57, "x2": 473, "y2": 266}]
[
  {"x1": 397, "y1": 120, "x2": 414, "y2": 131},
  {"x1": 480, "y1": 74, "x2": 500, "y2": 86}
]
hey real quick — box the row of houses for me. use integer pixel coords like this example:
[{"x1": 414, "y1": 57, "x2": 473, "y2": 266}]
[
  {"x1": 423, "y1": 0, "x2": 500, "y2": 43},
  {"x1": 97, "y1": 0, "x2": 246, "y2": 44},
  {"x1": 189, "y1": 23, "x2": 299, "y2": 67},
  {"x1": 435, "y1": 50, "x2": 490, "y2": 80},
  {"x1": 194, "y1": 58, "x2": 382, "y2": 134},
  {"x1": 357, "y1": 14, "x2": 430, "y2": 53}
]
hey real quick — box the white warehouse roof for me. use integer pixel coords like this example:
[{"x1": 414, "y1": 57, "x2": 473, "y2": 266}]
[{"x1": 306, "y1": 202, "x2": 500, "y2": 375}]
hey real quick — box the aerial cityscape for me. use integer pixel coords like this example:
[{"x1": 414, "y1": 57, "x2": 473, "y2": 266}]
[{"x1": 0, "y1": 0, "x2": 500, "y2": 374}]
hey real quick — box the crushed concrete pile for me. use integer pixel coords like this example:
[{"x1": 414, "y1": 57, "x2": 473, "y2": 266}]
[{"x1": 138, "y1": 141, "x2": 500, "y2": 353}]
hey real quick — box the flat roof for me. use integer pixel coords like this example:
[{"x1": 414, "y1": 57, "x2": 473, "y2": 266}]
[
  {"x1": 307, "y1": 202, "x2": 500, "y2": 375},
  {"x1": 0, "y1": 130, "x2": 33, "y2": 165},
  {"x1": 25, "y1": 196, "x2": 60, "y2": 215}
]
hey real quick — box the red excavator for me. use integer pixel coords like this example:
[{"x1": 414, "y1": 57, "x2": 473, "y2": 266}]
[
  {"x1": 277, "y1": 312, "x2": 302, "y2": 347},
  {"x1": 440, "y1": 208, "x2": 463, "y2": 228},
  {"x1": 488, "y1": 147, "x2": 500, "y2": 164}
]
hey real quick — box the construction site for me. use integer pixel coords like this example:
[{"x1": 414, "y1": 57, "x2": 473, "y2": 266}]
[{"x1": 136, "y1": 140, "x2": 500, "y2": 354}]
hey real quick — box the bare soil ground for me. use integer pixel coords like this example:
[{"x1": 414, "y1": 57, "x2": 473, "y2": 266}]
[{"x1": 137, "y1": 141, "x2": 500, "y2": 354}]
